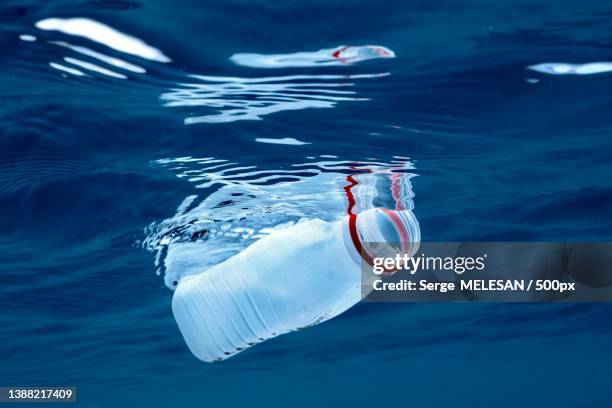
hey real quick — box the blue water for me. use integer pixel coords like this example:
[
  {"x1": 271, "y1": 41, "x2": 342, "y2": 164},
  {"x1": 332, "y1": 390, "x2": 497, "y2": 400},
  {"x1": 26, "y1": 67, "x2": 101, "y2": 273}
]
[{"x1": 2, "y1": 0, "x2": 612, "y2": 406}]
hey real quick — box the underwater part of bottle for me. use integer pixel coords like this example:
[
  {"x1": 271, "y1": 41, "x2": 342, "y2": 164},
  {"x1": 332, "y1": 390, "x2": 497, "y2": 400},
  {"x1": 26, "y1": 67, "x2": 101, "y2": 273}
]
[{"x1": 171, "y1": 207, "x2": 419, "y2": 362}]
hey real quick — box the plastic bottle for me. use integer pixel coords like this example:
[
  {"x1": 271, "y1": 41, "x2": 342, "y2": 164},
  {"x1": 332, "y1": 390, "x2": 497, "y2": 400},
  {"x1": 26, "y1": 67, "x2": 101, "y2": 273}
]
[{"x1": 172, "y1": 207, "x2": 419, "y2": 362}]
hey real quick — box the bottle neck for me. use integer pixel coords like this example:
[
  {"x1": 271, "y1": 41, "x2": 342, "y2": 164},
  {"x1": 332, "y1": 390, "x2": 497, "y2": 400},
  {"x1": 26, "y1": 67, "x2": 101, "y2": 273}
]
[{"x1": 342, "y1": 208, "x2": 421, "y2": 268}]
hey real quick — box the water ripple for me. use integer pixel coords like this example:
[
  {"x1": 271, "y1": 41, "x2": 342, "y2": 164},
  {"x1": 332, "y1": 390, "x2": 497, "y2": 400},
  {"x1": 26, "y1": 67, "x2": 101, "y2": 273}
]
[
  {"x1": 161, "y1": 73, "x2": 389, "y2": 124},
  {"x1": 142, "y1": 156, "x2": 416, "y2": 289}
]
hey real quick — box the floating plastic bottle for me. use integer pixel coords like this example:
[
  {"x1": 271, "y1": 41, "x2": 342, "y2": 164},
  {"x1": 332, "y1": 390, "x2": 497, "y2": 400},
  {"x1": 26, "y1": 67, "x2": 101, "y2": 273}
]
[{"x1": 172, "y1": 206, "x2": 419, "y2": 362}]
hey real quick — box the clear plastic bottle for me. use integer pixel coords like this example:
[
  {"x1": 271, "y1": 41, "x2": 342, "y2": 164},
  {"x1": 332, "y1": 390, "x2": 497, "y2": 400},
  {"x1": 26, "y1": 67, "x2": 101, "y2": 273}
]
[{"x1": 172, "y1": 207, "x2": 419, "y2": 362}]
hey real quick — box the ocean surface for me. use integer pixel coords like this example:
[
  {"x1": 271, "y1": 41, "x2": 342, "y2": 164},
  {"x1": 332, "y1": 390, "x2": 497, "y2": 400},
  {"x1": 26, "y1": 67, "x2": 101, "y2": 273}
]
[{"x1": 2, "y1": 0, "x2": 612, "y2": 406}]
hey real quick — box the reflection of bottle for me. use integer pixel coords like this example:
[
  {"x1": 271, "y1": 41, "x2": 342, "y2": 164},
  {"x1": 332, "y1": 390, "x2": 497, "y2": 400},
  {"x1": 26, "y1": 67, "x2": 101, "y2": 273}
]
[
  {"x1": 172, "y1": 207, "x2": 419, "y2": 362},
  {"x1": 331, "y1": 45, "x2": 395, "y2": 62},
  {"x1": 230, "y1": 45, "x2": 395, "y2": 68}
]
